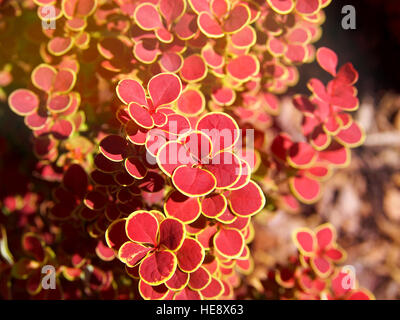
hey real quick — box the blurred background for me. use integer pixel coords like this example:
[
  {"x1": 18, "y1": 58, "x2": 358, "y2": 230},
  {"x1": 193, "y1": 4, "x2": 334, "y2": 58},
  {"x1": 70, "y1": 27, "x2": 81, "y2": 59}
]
[{"x1": 249, "y1": 0, "x2": 400, "y2": 300}]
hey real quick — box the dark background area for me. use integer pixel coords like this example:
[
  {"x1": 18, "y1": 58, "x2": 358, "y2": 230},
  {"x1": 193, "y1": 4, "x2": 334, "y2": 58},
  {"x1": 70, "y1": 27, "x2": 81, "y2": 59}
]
[{"x1": 308, "y1": 0, "x2": 400, "y2": 98}]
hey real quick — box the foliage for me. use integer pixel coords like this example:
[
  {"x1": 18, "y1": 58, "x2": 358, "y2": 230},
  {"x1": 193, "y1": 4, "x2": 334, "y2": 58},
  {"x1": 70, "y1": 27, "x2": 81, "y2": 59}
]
[{"x1": 0, "y1": 0, "x2": 370, "y2": 300}]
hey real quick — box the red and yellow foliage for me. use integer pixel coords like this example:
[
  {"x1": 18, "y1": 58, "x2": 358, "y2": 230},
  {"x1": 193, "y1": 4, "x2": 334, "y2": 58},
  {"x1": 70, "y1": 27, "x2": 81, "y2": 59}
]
[{"x1": 0, "y1": 0, "x2": 372, "y2": 300}]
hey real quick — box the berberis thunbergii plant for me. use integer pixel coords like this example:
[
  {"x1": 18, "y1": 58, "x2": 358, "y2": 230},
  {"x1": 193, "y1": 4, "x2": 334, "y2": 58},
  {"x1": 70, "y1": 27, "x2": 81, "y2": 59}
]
[{"x1": 0, "y1": 0, "x2": 371, "y2": 300}]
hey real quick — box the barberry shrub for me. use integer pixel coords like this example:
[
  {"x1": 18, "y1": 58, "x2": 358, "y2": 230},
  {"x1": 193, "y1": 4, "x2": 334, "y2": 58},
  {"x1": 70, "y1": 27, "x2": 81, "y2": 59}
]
[
  {"x1": 241, "y1": 224, "x2": 374, "y2": 300},
  {"x1": 0, "y1": 0, "x2": 371, "y2": 300}
]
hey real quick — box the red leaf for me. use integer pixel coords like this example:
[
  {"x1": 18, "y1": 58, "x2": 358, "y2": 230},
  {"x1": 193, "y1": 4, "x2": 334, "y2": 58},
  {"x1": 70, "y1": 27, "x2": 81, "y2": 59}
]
[
  {"x1": 231, "y1": 26, "x2": 256, "y2": 48},
  {"x1": 84, "y1": 190, "x2": 107, "y2": 210},
  {"x1": 285, "y1": 44, "x2": 307, "y2": 63},
  {"x1": 159, "y1": 218, "x2": 185, "y2": 251},
  {"x1": 311, "y1": 256, "x2": 332, "y2": 277},
  {"x1": 133, "y1": 39, "x2": 160, "y2": 64},
  {"x1": 22, "y1": 233, "x2": 45, "y2": 262},
  {"x1": 159, "y1": 0, "x2": 185, "y2": 24},
  {"x1": 116, "y1": 79, "x2": 147, "y2": 106},
  {"x1": 99, "y1": 135, "x2": 127, "y2": 162},
  {"x1": 223, "y1": 4, "x2": 250, "y2": 33},
  {"x1": 336, "y1": 63, "x2": 359, "y2": 86},
  {"x1": 296, "y1": 0, "x2": 320, "y2": 15},
  {"x1": 336, "y1": 121, "x2": 364, "y2": 147},
  {"x1": 198, "y1": 12, "x2": 224, "y2": 38},
  {"x1": 48, "y1": 37, "x2": 73, "y2": 56},
  {"x1": 211, "y1": 0, "x2": 229, "y2": 18},
  {"x1": 293, "y1": 94, "x2": 315, "y2": 113},
  {"x1": 216, "y1": 207, "x2": 237, "y2": 224},
  {"x1": 211, "y1": 87, "x2": 236, "y2": 106},
  {"x1": 157, "y1": 141, "x2": 195, "y2": 176},
  {"x1": 331, "y1": 271, "x2": 352, "y2": 297},
  {"x1": 188, "y1": 0, "x2": 210, "y2": 13},
  {"x1": 125, "y1": 157, "x2": 147, "y2": 179},
  {"x1": 347, "y1": 290, "x2": 373, "y2": 300},
  {"x1": 287, "y1": 142, "x2": 316, "y2": 168},
  {"x1": 183, "y1": 131, "x2": 213, "y2": 161},
  {"x1": 177, "y1": 89, "x2": 205, "y2": 116},
  {"x1": 53, "y1": 69, "x2": 76, "y2": 93},
  {"x1": 176, "y1": 238, "x2": 204, "y2": 272},
  {"x1": 125, "y1": 121, "x2": 148, "y2": 145},
  {"x1": 227, "y1": 55, "x2": 259, "y2": 81},
  {"x1": 308, "y1": 78, "x2": 329, "y2": 101},
  {"x1": 188, "y1": 266, "x2": 211, "y2": 290},
  {"x1": 325, "y1": 248, "x2": 345, "y2": 261},
  {"x1": 159, "y1": 52, "x2": 183, "y2": 73},
  {"x1": 201, "y1": 193, "x2": 227, "y2": 218},
  {"x1": 31, "y1": 64, "x2": 56, "y2": 92},
  {"x1": 125, "y1": 211, "x2": 159, "y2": 245},
  {"x1": 62, "y1": 0, "x2": 97, "y2": 18},
  {"x1": 48, "y1": 93, "x2": 72, "y2": 113},
  {"x1": 172, "y1": 166, "x2": 216, "y2": 197},
  {"x1": 200, "y1": 277, "x2": 224, "y2": 299},
  {"x1": 174, "y1": 13, "x2": 197, "y2": 40},
  {"x1": 95, "y1": 240, "x2": 115, "y2": 261},
  {"x1": 197, "y1": 225, "x2": 218, "y2": 249},
  {"x1": 173, "y1": 287, "x2": 202, "y2": 300},
  {"x1": 293, "y1": 228, "x2": 315, "y2": 255},
  {"x1": 165, "y1": 268, "x2": 189, "y2": 291},
  {"x1": 128, "y1": 102, "x2": 154, "y2": 129},
  {"x1": 267, "y1": 0, "x2": 294, "y2": 14},
  {"x1": 148, "y1": 73, "x2": 182, "y2": 108},
  {"x1": 202, "y1": 45, "x2": 224, "y2": 68},
  {"x1": 203, "y1": 152, "x2": 242, "y2": 188},
  {"x1": 8, "y1": 89, "x2": 39, "y2": 116},
  {"x1": 185, "y1": 215, "x2": 208, "y2": 235},
  {"x1": 139, "y1": 251, "x2": 177, "y2": 285},
  {"x1": 318, "y1": 142, "x2": 350, "y2": 167},
  {"x1": 164, "y1": 191, "x2": 201, "y2": 223},
  {"x1": 118, "y1": 241, "x2": 151, "y2": 267},
  {"x1": 139, "y1": 281, "x2": 169, "y2": 300},
  {"x1": 196, "y1": 112, "x2": 239, "y2": 151},
  {"x1": 134, "y1": 3, "x2": 162, "y2": 30},
  {"x1": 180, "y1": 54, "x2": 207, "y2": 82},
  {"x1": 290, "y1": 174, "x2": 321, "y2": 203},
  {"x1": 310, "y1": 125, "x2": 330, "y2": 150},
  {"x1": 214, "y1": 228, "x2": 244, "y2": 258},
  {"x1": 316, "y1": 47, "x2": 338, "y2": 76},
  {"x1": 51, "y1": 119, "x2": 74, "y2": 140},
  {"x1": 316, "y1": 224, "x2": 335, "y2": 249},
  {"x1": 228, "y1": 181, "x2": 265, "y2": 217}
]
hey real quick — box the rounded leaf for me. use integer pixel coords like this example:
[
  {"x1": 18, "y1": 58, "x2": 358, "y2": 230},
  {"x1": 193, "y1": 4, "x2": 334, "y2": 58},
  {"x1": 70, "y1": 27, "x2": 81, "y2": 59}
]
[
  {"x1": 8, "y1": 89, "x2": 39, "y2": 116},
  {"x1": 116, "y1": 79, "x2": 147, "y2": 106},
  {"x1": 164, "y1": 191, "x2": 201, "y2": 223},
  {"x1": 176, "y1": 238, "x2": 205, "y2": 272},
  {"x1": 316, "y1": 47, "x2": 338, "y2": 76},
  {"x1": 227, "y1": 55, "x2": 259, "y2": 81},
  {"x1": 126, "y1": 211, "x2": 159, "y2": 245},
  {"x1": 228, "y1": 181, "x2": 265, "y2": 217},
  {"x1": 139, "y1": 251, "x2": 177, "y2": 285},
  {"x1": 148, "y1": 73, "x2": 182, "y2": 108},
  {"x1": 172, "y1": 166, "x2": 216, "y2": 197},
  {"x1": 214, "y1": 228, "x2": 244, "y2": 258},
  {"x1": 159, "y1": 218, "x2": 186, "y2": 251},
  {"x1": 180, "y1": 54, "x2": 207, "y2": 82}
]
